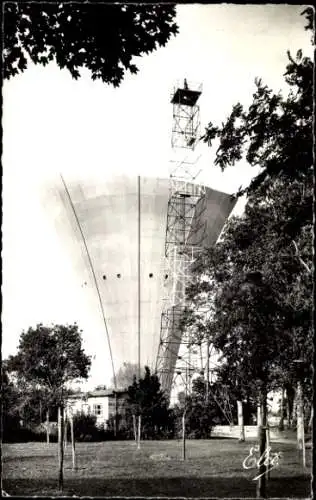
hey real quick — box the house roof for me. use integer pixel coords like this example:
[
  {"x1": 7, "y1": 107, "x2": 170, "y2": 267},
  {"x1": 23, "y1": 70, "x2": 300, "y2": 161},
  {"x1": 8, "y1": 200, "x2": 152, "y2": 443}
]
[
  {"x1": 88, "y1": 389, "x2": 114, "y2": 397},
  {"x1": 66, "y1": 388, "x2": 128, "y2": 401},
  {"x1": 67, "y1": 392, "x2": 86, "y2": 400},
  {"x1": 88, "y1": 388, "x2": 128, "y2": 398}
]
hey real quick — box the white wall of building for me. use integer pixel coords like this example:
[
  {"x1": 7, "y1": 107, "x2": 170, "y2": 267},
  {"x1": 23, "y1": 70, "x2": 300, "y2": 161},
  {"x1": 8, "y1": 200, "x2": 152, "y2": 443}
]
[{"x1": 66, "y1": 395, "x2": 110, "y2": 427}]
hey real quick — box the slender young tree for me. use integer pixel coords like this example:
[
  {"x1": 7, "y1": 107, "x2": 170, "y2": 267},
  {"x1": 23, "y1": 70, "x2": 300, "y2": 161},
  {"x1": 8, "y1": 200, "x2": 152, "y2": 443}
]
[
  {"x1": 6, "y1": 323, "x2": 91, "y2": 491},
  {"x1": 127, "y1": 366, "x2": 171, "y2": 440}
]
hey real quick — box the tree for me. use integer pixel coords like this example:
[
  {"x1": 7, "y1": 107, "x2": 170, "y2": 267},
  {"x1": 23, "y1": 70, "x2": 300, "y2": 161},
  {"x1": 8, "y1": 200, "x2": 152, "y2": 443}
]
[
  {"x1": 182, "y1": 377, "x2": 217, "y2": 439},
  {"x1": 1, "y1": 367, "x2": 21, "y2": 441},
  {"x1": 187, "y1": 4, "x2": 313, "y2": 410},
  {"x1": 71, "y1": 411, "x2": 98, "y2": 442},
  {"x1": 6, "y1": 323, "x2": 91, "y2": 491},
  {"x1": 185, "y1": 192, "x2": 311, "y2": 495},
  {"x1": 112, "y1": 362, "x2": 139, "y2": 390},
  {"x1": 6, "y1": 323, "x2": 91, "y2": 403},
  {"x1": 3, "y1": 3, "x2": 178, "y2": 85},
  {"x1": 126, "y1": 366, "x2": 172, "y2": 439},
  {"x1": 186, "y1": 195, "x2": 312, "y2": 406},
  {"x1": 2, "y1": 361, "x2": 61, "y2": 443},
  {"x1": 202, "y1": 8, "x2": 313, "y2": 203},
  {"x1": 184, "y1": 11, "x2": 312, "y2": 495}
]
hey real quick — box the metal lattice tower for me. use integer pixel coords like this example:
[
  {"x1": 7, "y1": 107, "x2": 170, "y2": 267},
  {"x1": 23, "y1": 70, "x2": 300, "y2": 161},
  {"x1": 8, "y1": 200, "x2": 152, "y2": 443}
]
[{"x1": 156, "y1": 79, "x2": 209, "y2": 400}]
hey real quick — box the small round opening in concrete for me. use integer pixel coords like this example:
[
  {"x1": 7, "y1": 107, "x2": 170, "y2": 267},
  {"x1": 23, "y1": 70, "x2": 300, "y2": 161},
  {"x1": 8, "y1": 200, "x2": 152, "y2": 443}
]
[
  {"x1": 117, "y1": 274, "x2": 121, "y2": 278},
  {"x1": 149, "y1": 273, "x2": 153, "y2": 278}
]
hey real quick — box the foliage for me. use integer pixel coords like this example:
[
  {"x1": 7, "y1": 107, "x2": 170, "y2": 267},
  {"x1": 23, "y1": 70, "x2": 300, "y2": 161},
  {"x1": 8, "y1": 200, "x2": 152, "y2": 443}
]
[
  {"x1": 1, "y1": 368, "x2": 21, "y2": 440},
  {"x1": 3, "y1": 3, "x2": 178, "y2": 85},
  {"x1": 185, "y1": 10, "x2": 313, "y2": 410},
  {"x1": 202, "y1": 25, "x2": 313, "y2": 201},
  {"x1": 112, "y1": 362, "x2": 139, "y2": 390},
  {"x1": 186, "y1": 195, "x2": 312, "y2": 401},
  {"x1": 5, "y1": 323, "x2": 91, "y2": 406},
  {"x1": 126, "y1": 366, "x2": 173, "y2": 439},
  {"x1": 71, "y1": 411, "x2": 99, "y2": 442},
  {"x1": 173, "y1": 376, "x2": 254, "y2": 438},
  {"x1": 184, "y1": 378, "x2": 216, "y2": 438},
  {"x1": 2, "y1": 365, "x2": 63, "y2": 443},
  {"x1": 106, "y1": 414, "x2": 124, "y2": 439},
  {"x1": 301, "y1": 6, "x2": 315, "y2": 44}
]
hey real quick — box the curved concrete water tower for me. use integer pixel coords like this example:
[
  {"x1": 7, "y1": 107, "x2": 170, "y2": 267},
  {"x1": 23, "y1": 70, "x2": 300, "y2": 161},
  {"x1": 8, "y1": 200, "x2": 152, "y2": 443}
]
[{"x1": 46, "y1": 174, "x2": 236, "y2": 389}]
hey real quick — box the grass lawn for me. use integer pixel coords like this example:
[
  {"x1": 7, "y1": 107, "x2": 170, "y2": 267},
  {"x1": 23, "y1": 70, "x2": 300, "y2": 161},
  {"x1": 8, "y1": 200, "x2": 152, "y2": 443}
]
[{"x1": 2, "y1": 439, "x2": 312, "y2": 497}]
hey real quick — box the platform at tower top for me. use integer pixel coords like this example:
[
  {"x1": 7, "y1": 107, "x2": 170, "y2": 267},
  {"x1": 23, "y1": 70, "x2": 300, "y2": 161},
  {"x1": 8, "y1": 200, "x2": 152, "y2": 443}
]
[
  {"x1": 170, "y1": 80, "x2": 202, "y2": 107},
  {"x1": 171, "y1": 88, "x2": 201, "y2": 107}
]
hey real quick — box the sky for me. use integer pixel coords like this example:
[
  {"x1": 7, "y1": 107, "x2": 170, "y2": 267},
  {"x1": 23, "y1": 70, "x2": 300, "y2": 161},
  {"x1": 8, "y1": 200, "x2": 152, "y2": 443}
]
[{"x1": 2, "y1": 4, "x2": 312, "y2": 389}]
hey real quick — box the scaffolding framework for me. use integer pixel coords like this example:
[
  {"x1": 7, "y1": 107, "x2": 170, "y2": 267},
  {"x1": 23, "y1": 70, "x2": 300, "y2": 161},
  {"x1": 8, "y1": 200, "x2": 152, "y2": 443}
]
[
  {"x1": 156, "y1": 79, "x2": 208, "y2": 399},
  {"x1": 171, "y1": 80, "x2": 202, "y2": 151},
  {"x1": 156, "y1": 81, "x2": 235, "y2": 420}
]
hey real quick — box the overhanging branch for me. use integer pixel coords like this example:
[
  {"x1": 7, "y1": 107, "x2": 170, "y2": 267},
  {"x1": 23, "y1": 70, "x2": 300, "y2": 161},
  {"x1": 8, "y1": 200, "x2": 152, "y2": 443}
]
[{"x1": 292, "y1": 240, "x2": 311, "y2": 274}]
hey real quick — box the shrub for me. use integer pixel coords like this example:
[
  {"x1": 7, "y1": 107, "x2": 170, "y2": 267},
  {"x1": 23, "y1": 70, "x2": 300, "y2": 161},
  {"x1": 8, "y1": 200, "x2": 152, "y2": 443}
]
[
  {"x1": 2, "y1": 426, "x2": 58, "y2": 443},
  {"x1": 71, "y1": 412, "x2": 99, "y2": 441}
]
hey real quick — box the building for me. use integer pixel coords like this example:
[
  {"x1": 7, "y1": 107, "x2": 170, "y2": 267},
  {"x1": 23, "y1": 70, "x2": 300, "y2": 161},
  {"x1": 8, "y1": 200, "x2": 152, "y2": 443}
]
[{"x1": 65, "y1": 388, "x2": 128, "y2": 428}]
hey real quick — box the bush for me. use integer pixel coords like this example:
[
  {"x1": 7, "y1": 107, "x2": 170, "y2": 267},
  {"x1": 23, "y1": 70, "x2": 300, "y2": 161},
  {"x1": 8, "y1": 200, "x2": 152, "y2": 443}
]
[
  {"x1": 2, "y1": 426, "x2": 58, "y2": 443},
  {"x1": 71, "y1": 412, "x2": 99, "y2": 441}
]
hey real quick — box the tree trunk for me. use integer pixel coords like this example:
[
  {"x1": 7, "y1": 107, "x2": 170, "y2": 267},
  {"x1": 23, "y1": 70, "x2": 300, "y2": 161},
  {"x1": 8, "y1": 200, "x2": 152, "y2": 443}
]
[
  {"x1": 64, "y1": 408, "x2": 67, "y2": 449},
  {"x1": 296, "y1": 380, "x2": 305, "y2": 467},
  {"x1": 58, "y1": 407, "x2": 61, "y2": 460},
  {"x1": 206, "y1": 337, "x2": 210, "y2": 403},
  {"x1": 237, "y1": 400, "x2": 245, "y2": 442},
  {"x1": 132, "y1": 414, "x2": 137, "y2": 442},
  {"x1": 58, "y1": 406, "x2": 64, "y2": 491},
  {"x1": 114, "y1": 392, "x2": 118, "y2": 438},
  {"x1": 256, "y1": 392, "x2": 267, "y2": 499},
  {"x1": 308, "y1": 405, "x2": 313, "y2": 430},
  {"x1": 257, "y1": 404, "x2": 262, "y2": 438},
  {"x1": 137, "y1": 415, "x2": 141, "y2": 450},
  {"x1": 70, "y1": 412, "x2": 76, "y2": 471},
  {"x1": 46, "y1": 409, "x2": 50, "y2": 444},
  {"x1": 278, "y1": 388, "x2": 284, "y2": 430},
  {"x1": 265, "y1": 426, "x2": 271, "y2": 480},
  {"x1": 182, "y1": 411, "x2": 186, "y2": 460},
  {"x1": 286, "y1": 385, "x2": 295, "y2": 429}
]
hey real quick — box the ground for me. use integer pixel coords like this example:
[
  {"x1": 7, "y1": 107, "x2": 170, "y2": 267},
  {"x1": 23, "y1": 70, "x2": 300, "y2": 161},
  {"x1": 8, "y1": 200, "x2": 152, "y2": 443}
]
[{"x1": 2, "y1": 439, "x2": 312, "y2": 497}]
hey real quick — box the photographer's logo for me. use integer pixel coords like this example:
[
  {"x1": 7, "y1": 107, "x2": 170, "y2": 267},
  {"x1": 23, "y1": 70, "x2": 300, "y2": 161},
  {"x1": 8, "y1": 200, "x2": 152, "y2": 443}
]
[{"x1": 243, "y1": 445, "x2": 283, "y2": 480}]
